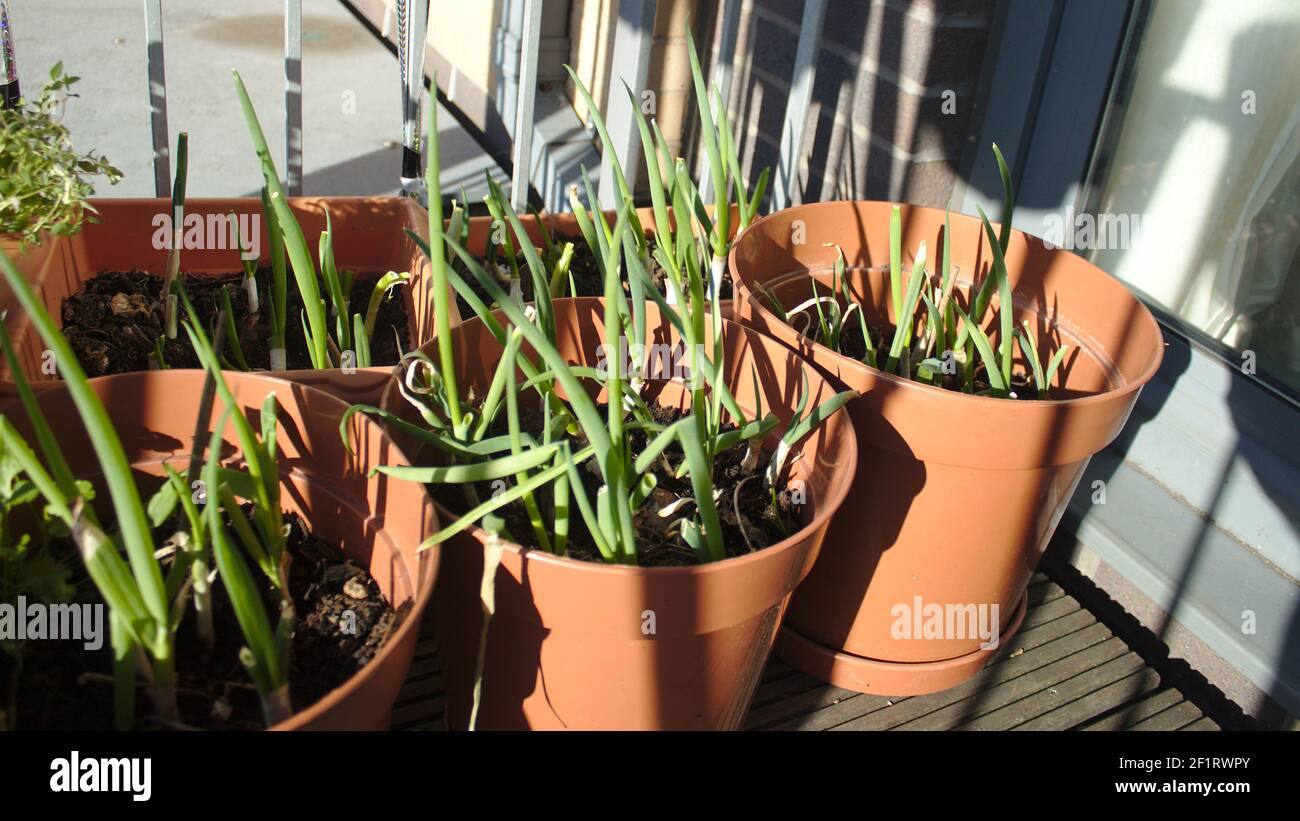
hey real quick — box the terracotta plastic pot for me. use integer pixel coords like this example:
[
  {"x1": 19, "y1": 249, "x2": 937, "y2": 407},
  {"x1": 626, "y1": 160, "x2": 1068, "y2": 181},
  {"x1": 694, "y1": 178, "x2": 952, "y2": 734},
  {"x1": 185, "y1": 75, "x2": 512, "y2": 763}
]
[
  {"x1": 379, "y1": 297, "x2": 856, "y2": 729},
  {"x1": 2, "y1": 370, "x2": 439, "y2": 729},
  {"x1": 0, "y1": 233, "x2": 60, "y2": 315},
  {"x1": 729, "y1": 200, "x2": 1164, "y2": 696},
  {"x1": 0, "y1": 197, "x2": 435, "y2": 406}
]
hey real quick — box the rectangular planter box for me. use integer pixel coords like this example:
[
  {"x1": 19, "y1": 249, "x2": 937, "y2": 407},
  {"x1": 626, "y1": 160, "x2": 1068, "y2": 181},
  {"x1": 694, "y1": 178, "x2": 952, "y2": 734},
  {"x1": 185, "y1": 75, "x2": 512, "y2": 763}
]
[
  {"x1": 2, "y1": 200, "x2": 739, "y2": 405},
  {"x1": 0, "y1": 196, "x2": 438, "y2": 406},
  {"x1": 0, "y1": 233, "x2": 61, "y2": 317},
  {"x1": 459, "y1": 205, "x2": 660, "y2": 249}
]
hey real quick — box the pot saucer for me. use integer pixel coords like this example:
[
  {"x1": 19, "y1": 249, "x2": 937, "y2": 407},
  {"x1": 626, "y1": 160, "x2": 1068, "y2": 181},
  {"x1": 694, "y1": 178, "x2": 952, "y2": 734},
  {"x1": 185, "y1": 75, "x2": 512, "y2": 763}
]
[{"x1": 775, "y1": 591, "x2": 1029, "y2": 697}]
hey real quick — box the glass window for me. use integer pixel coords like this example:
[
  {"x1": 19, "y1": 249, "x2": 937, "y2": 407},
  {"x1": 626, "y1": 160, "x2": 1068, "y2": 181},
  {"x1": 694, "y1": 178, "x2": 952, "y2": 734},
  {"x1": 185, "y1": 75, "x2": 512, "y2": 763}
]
[{"x1": 1085, "y1": 0, "x2": 1300, "y2": 395}]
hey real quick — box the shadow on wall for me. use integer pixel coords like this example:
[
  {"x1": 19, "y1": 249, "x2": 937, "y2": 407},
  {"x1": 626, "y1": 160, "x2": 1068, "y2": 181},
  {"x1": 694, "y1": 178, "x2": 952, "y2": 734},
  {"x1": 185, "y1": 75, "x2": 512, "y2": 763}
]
[{"x1": 723, "y1": 0, "x2": 1000, "y2": 209}]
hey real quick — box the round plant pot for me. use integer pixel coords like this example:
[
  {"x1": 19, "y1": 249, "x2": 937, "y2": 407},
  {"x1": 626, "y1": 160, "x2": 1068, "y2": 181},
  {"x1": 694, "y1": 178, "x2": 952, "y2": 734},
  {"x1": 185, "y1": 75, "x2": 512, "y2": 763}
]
[
  {"x1": 4, "y1": 371, "x2": 439, "y2": 729},
  {"x1": 729, "y1": 200, "x2": 1164, "y2": 696},
  {"x1": 379, "y1": 297, "x2": 856, "y2": 729}
]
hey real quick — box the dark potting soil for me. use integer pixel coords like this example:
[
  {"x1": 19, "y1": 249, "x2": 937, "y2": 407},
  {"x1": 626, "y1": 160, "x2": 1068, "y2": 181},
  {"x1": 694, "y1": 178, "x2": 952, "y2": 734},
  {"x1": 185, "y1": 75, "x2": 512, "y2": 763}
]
[
  {"x1": 453, "y1": 233, "x2": 735, "y2": 320},
  {"x1": 432, "y1": 402, "x2": 799, "y2": 567},
  {"x1": 0, "y1": 511, "x2": 401, "y2": 731},
  {"x1": 60, "y1": 270, "x2": 410, "y2": 376}
]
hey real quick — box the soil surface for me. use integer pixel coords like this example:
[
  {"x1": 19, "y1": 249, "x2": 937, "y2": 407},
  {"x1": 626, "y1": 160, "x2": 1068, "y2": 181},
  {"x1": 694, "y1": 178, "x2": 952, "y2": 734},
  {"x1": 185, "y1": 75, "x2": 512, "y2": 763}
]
[
  {"x1": 60, "y1": 270, "x2": 410, "y2": 376},
  {"x1": 454, "y1": 232, "x2": 735, "y2": 319},
  {"x1": 1, "y1": 510, "x2": 402, "y2": 730},
  {"x1": 432, "y1": 402, "x2": 799, "y2": 567}
]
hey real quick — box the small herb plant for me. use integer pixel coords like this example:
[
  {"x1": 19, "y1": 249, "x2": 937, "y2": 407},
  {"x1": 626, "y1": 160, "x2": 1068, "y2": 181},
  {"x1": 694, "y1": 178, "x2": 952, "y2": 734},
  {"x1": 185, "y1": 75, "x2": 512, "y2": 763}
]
[
  {"x1": 344, "y1": 88, "x2": 854, "y2": 565},
  {"x1": 0, "y1": 248, "x2": 297, "y2": 728},
  {"x1": 761, "y1": 145, "x2": 1069, "y2": 400},
  {"x1": 0, "y1": 63, "x2": 121, "y2": 251}
]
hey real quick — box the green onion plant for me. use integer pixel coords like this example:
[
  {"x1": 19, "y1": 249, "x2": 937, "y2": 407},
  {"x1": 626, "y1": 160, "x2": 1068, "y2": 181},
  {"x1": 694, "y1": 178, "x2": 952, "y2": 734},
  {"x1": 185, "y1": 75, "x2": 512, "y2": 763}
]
[
  {"x1": 161, "y1": 131, "x2": 189, "y2": 340},
  {"x1": 346, "y1": 89, "x2": 854, "y2": 566},
  {"x1": 558, "y1": 15, "x2": 769, "y2": 308},
  {"x1": 262, "y1": 185, "x2": 290, "y2": 370},
  {"x1": 760, "y1": 144, "x2": 1069, "y2": 399},
  {"x1": 233, "y1": 70, "x2": 410, "y2": 373},
  {"x1": 1, "y1": 247, "x2": 298, "y2": 728}
]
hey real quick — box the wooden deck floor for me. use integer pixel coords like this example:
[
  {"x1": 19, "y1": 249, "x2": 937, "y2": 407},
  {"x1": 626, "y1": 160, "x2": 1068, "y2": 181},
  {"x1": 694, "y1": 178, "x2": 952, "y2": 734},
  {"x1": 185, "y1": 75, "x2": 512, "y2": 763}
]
[{"x1": 391, "y1": 572, "x2": 1222, "y2": 731}]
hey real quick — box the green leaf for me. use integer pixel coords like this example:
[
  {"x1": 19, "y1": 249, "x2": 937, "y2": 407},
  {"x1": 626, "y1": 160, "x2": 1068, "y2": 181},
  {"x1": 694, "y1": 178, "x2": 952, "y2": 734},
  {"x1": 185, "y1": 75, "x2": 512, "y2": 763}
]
[
  {"x1": 1043, "y1": 344, "x2": 1070, "y2": 399},
  {"x1": 1017, "y1": 325, "x2": 1045, "y2": 394},
  {"x1": 955, "y1": 306, "x2": 1008, "y2": 395},
  {"x1": 674, "y1": 421, "x2": 724, "y2": 563},
  {"x1": 147, "y1": 479, "x2": 179, "y2": 529},
  {"x1": 419, "y1": 446, "x2": 594, "y2": 549},
  {"x1": 232, "y1": 70, "x2": 329, "y2": 369},
  {"x1": 684, "y1": 16, "x2": 729, "y2": 257},
  {"x1": 563, "y1": 65, "x2": 633, "y2": 206},
  {"x1": 976, "y1": 205, "x2": 1015, "y2": 389},
  {"x1": 992, "y1": 142, "x2": 1016, "y2": 253},
  {"x1": 887, "y1": 242, "x2": 928, "y2": 373},
  {"x1": 375, "y1": 444, "x2": 561, "y2": 484},
  {"x1": 204, "y1": 412, "x2": 282, "y2": 696}
]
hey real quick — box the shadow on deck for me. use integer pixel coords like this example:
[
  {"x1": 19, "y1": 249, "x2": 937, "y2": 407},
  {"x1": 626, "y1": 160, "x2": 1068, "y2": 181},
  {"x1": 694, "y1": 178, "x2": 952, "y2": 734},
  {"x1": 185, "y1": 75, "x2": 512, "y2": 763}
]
[{"x1": 391, "y1": 569, "x2": 1251, "y2": 731}]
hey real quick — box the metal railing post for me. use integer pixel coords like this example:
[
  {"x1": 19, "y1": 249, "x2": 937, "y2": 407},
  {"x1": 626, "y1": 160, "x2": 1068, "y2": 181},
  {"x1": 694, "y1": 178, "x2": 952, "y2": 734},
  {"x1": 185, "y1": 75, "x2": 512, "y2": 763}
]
[
  {"x1": 143, "y1": 0, "x2": 170, "y2": 198},
  {"x1": 771, "y1": 0, "x2": 827, "y2": 211},
  {"x1": 398, "y1": 0, "x2": 428, "y2": 197},
  {"x1": 510, "y1": 0, "x2": 542, "y2": 212},
  {"x1": 1, "y1": 1, "x2": 21, "y2": 108},
  {"x1": 285, "y1": 0, "x2": 303, "y2": 195},
  {"x1": 598, "y1": 0, "x2": 656, "y2": 207}
]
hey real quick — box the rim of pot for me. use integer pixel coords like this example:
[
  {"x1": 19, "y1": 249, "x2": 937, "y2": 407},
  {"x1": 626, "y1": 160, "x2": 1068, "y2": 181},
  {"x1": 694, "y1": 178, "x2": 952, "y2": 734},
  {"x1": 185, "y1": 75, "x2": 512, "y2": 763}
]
[{"x1": 728, "y1": 199, "x2": 1166, "y2": 411}]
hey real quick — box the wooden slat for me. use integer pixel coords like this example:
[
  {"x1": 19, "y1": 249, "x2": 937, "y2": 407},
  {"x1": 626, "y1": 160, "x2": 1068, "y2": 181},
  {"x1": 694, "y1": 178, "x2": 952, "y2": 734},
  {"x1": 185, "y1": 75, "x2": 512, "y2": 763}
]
[
  {"x1": 1017, "y1": 594, "x2": 1083, "y2": 631},
  {"x1": 957, "y1": 647, "x2": 1148, "y2": 730},
  {"x1": 391, "y1": 696, "x2": 444, "y2": 727},
  {"x1": 758, "y1": 691, "x2": 898, "y2": 731},
  {"x1": 396, "y1": 673, "x2": 443, "y2": 701},
  {"x1": 404, "y1": 657, "x2": 443, "y2": 680},
  {"x1": 1007, "y1": 606, "x2": 1098, "y2": 650},
  {"x1": 761, "y1": 659, "x2": 796, "y2": 683},
  {"x1": 754, "y1": 597, "x2": 1092, "y2": 730},
  {"x1": 1028, "y1": 581, "x2": 1068, "y2": 606},
  {"x1": 885, "y1": 635, "x2": 1128, "y2": 730},
  {"x1": 839, "y1": 620, "x2": 1116, "y2": 730},
  {"x1": 1128, "y1": 699, "x2": 1206, "y2": 731},
  {"x1": 1080, "y1": 686, "x2": 1185, "y2": 730},
  {"x1": 1013, "y1": 667, "x2": 1163, "y2": 730}
]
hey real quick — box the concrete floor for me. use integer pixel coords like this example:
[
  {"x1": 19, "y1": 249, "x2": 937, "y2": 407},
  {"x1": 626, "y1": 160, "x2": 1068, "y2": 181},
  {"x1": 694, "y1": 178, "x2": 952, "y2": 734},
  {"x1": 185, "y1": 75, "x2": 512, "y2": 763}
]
[{"x1": 8, "y1": 0, "x2": 503, "y2": 199}]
